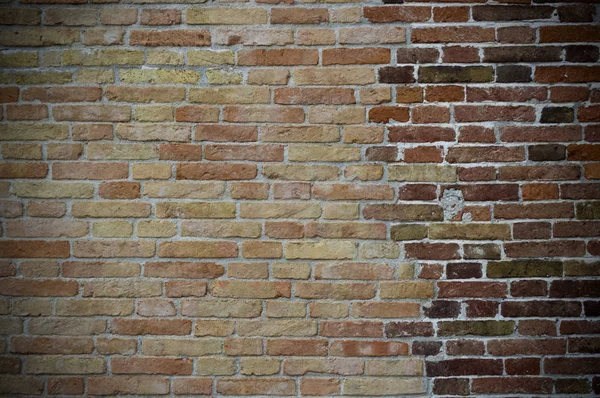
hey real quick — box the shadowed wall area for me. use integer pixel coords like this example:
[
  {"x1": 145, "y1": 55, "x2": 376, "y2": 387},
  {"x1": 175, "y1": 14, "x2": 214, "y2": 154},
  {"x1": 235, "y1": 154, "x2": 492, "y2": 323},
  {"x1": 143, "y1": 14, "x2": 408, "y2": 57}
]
[{"x1": 0, "y1": 0, "x2": 599, "y2": 396}]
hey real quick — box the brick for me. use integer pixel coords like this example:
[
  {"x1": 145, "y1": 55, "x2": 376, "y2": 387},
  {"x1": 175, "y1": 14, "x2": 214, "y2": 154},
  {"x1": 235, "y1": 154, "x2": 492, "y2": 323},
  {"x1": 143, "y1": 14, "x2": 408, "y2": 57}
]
[
  {"x1": 176, "y1": 163, "x2": 257, "y2": 180},
  {"x1": 283, "y1": 358, "x2": 363, "y2": 376},
  {"x1": 339, "y1": 27, "x2": 405, "y2": 44},
  {"x1": 158, "y1": 241, "x2": 238, "y2": 258},
  {"x1": 111, "y1": 357, "x2": 192, "y2": 375},
  {"x1": 26, "y1": 356, "x2": 105, "y2": 375},
  {"x1": 239, "y1": 49, "x2": 318, "y2": 66},
  {"x1": 130, "y1": 29, "x2": 210, "y2": 46},
  {"x1": 217, "y1": 378, "x2": 295, "y2": 396},
  {"x1": 364, "y1": 6, "x2": 431, "y2": 23},
  {"x1": 88, "y1": 376, "x2": 169, "y2": 395}
]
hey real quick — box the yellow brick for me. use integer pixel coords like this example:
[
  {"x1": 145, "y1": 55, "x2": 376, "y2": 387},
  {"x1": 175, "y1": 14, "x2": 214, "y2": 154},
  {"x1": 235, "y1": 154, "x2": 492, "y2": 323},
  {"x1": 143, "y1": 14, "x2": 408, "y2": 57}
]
[
  {"x1": 187, "y1": 8, "x2": 267, "y2": 25},
  {"x1": 14, "y1": 182, "x2": 93, "y2": 199},
  {"x1": 134, "y1": 106, "x2": 174, "y2": 122},
  {"x1": 137, "y1": 220, "x2": 177, "y2": 238},
  {"x1": 26, "y1": 356, "x2": 105, "y2": 375},
  {"x1": 189, "y1": 86, "x2": 270, "y2": 104},
  {"x1": 0, "y1": 124, "x2": 68, "y2": 141},
  {"x1": 0, "y1": 29, "x2": 79, "y2": 47},
  {"x1": 289, "y1": 145, "x2": 361, "y2": 162},
  {"x1": 147, "y1": 50, "x2": 184, "y2": 65},
  {"x1": 380, "y1": 281, "x2": 435, "y2": 299},
  {"x1": 0, "y1": 71, "x2": 71, "y2": 85},
  {"x1": 63, "y1": 49, "x2": 144, "y2": 66},
  {"x1": 345, "y1": 165, "x2": 383, "y2": 181},
  {"x1": 120, "y1": 69, "x2": 200, "y2": 84},
  {"x1": 75, "y1": 68, "x2": 114, "y2": 84},
  {"x1": 206, "y1": 69, "x2": 243, "y2": 85},
  {"x1": 365, "y1": 359, "x2": 424, "y2": 376},
  {"x1": 93, "y1": 221, "x2": 133, "y2": 238},
  {"x1": 389, "y1": 165, "x2": 457, "y2": 182},
  {"x1": 188, "y1": 50, "x2": 235, "y2": 66},
  {"x1": 0, "y1": 51, "x2": 38, "y2": 67}
]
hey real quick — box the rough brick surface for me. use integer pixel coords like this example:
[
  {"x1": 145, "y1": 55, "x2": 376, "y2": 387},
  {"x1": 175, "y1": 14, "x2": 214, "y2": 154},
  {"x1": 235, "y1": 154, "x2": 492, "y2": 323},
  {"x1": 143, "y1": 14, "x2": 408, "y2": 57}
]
[{"x1": 0, "y1": 0, "x2": 598, "y2": 396}]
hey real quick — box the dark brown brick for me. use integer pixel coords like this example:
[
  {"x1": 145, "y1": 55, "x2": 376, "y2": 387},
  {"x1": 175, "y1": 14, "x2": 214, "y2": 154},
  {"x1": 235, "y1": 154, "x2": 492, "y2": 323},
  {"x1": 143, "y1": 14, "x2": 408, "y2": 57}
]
[
  {"x1": 473, "y1": 5, "x2": 554, "y2": 21},
  {"x1": 419, "y1": 66, "x2": 493, "y2": 83},
  {"x1": 540, "y1": 107, "x2": 575, "y2": 124},
  {"x1": 528, "y1": 144, "x2": 566, "y2": 161},
  {"x1": 502, "y1": 301, "x2": 582, "y2": 317},
  {"x1": 385, "y1": 322, "x2": 434, "y2": 337},
  {"x1": 424, "y1": 300, "x2": 461, "y2": 319},
  {"x1": 496, "y1": 65, "x2": 532, "y2": 83},
  {"x1": 426, "y1": 359, "x2": 503, "y2": 376},
  {"x1": 378, "y1": 66, "x2": 415, "y2": 83}
]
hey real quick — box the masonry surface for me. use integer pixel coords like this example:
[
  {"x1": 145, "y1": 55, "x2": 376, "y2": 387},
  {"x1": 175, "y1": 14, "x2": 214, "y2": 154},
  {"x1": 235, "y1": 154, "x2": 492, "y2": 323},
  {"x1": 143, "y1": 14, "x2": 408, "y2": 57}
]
[{"x1": 0, "y1": 0, "x2": 599, "y2": 396}]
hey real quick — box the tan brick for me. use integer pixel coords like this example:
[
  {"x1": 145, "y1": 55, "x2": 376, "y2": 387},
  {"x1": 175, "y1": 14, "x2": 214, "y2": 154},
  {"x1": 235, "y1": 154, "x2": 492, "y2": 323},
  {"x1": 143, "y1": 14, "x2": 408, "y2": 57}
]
[
  {"x1": 158, "y1": 241, "x2": 238, "y2": 258},
  {"x1": 142, "y1": 338, "x2": 221, "y2": 356},
  {"x1": 294, "y1": 68, "x2": 375, "y2": 85},
  {"x1": 14, "y1": 182, "x2": 93, "y2": 199},
  {"x1": 286, "y1": 241, "x2": 357, "y2": 260},
  {"x1": 182, "y1": 221, "x2": 261, "y2": 238},
  {"x1": 187, "y1": 8, "x2": 267, "y2": 24},
  {"x1": 74, "y1": 241, "x2": 155, "y2": 258},
  {"x1": 56, "y1": 299, "x2": 134, "y2": 316},
  {"x1": 380, "y1": 282, "x2": 435, "y2": 299},
  {"x1": 63, "y1": 49, "x2": 144, "y2": 66},
  {"x1": 156, "y1": 202, "x2": 235, "y2": 219},
  {"x1": 429, "y1": 223, "x2": 511, "y2": 240},
  {"x1": 238, "y1": 320, "x2": 316, "y2": 336},
  {"x1": 389, "y1": 165, "x2": 457, "y2": 182},
  {"x1": 137, "y1": 221, "x2": 177, "y2": 238},
  {"x1": 210, "y1": 280, "x2": 290, "y2": 298},
  {"x1": 241, "y1": 358, "x2": 280, "y2": 376},
  {"x1": 87, "y1": 143, "x2": 157, "y2": 160},
  {"x1": 272, "y1": 262, "x2": 311, "y2": 280},
  {"x1": 133, "y1": 163, "x2": 171, "y2": 180},
  {"x1": 72, "y1": 202, "x2": 151, "y2": 218},
  {"x1": 343, "y1": 378, "x2": 425, "y2": 395},
  {"x1": 0, "y1": 123, "x2": 68, "y2": 141},
  {"x1": 26, "y1": 356, "x2": 105, "y2": 375},
  {"x1": 240, "y1": 203, "x2": 321, "y2": 219},
  {"x1": 7, "y1": 219, "x2": 88, "y2": 238},
  {"x1": 190, "y1": 86, "x2": 270, "y2": 104},
  {"x1": 93, "y1": 221, "x2": 133, "y2": 238},
  {"x1": 181, "y1": 299, "x2": 262, "y2": 318}
]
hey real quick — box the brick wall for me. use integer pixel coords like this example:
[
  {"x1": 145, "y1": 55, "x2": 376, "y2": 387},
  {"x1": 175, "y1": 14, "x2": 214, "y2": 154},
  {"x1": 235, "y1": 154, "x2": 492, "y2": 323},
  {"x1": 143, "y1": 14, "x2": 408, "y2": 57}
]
[{"x1": 0, "y1": 0, "x2": 599, "y2": 396}]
